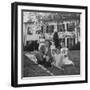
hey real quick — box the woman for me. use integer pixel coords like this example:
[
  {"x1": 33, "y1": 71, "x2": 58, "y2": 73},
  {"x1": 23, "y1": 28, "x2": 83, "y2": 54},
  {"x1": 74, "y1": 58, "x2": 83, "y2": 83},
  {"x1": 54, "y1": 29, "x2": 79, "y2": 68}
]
[
  {"x1": 52, "y1": 42, "x2": 74, "y2": 69},
  {"x1": 44, "y1": 40, "x2": 52, "y2": 65},
  {"x1": 37, "y1": 40, "x2": 52, "y2": 67}
]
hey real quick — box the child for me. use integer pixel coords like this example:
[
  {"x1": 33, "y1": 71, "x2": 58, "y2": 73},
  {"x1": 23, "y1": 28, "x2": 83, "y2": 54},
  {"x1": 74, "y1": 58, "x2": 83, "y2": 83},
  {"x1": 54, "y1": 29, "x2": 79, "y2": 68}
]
[
  {"x1": 52, "y1": 49, "x2": 64, "y2": 70},
  {"x1": 50, "y1": 41, "x2": 56, "y2": 56},
  {"x1": 60, "y1": 42, "x2": 74, "y2": 65}
]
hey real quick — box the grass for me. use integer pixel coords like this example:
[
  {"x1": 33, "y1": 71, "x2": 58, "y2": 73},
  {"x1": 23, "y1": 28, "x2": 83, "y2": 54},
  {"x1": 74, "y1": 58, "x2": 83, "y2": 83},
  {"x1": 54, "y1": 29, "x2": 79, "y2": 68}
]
[
  {"x1": 22, "y1": 50, "x2": 80, "y2": 77},
  {"x1": 22, "y1": 55, "x2": 51, "y2": 77}
]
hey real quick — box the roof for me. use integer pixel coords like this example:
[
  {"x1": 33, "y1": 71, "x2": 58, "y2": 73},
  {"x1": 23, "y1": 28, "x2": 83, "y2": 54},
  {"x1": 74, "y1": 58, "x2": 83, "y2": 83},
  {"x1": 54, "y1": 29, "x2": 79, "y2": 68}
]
[
  {"x1": 41, "y1": 12, "x2": 80, "y2": 22},
  {"x1": 24, "y1": 19, "x2": 34, "y2": 24}
]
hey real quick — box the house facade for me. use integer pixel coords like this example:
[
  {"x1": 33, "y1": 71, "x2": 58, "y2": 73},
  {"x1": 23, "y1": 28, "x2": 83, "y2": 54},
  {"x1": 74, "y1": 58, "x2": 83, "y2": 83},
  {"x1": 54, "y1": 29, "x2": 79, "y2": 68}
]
[
  {"x1": 23, "y1": 12, "x2": 80, "y2": 48},
  {"x1": 41, "y1": 20, "x2": 80, "y2": 48}
]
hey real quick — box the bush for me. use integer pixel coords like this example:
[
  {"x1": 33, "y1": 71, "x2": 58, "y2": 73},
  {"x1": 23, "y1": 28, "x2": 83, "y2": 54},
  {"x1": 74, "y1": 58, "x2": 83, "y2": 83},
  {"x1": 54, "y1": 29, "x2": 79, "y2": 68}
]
[
  {"x1": 23, "y1": 41, "x2": 39, "y2": 51},
  {"x1": 69, "y1": 42, "x2": 80, "y2": 50}
]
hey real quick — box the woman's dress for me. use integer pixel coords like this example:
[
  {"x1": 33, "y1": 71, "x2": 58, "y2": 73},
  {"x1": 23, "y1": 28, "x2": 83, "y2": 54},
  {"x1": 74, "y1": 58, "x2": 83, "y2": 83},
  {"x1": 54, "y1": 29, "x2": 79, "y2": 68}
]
[{"x1": 52, "y1": 47, "x2": 74, "y2": 68}]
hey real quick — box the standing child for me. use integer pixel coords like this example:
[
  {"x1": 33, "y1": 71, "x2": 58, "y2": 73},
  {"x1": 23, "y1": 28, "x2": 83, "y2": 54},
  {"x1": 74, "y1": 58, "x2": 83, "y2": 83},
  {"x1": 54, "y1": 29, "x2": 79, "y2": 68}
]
[{"x1": 50, "y1": 41, "x2": 56, "y2": 56}]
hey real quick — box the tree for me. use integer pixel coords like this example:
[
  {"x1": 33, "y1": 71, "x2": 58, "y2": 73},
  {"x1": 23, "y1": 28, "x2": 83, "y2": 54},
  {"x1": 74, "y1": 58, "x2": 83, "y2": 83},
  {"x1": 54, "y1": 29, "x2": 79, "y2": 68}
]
[{"x1": 53, "y1": 32, "x2": 59, "y2": 48}]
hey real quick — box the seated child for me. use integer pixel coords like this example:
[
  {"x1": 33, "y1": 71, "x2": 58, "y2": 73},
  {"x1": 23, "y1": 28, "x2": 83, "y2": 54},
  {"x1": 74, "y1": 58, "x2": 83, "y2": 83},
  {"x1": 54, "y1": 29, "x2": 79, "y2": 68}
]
[
  {"x1": 60, "y1": 43, "x2": 74, "y2": 65},
  {"x1": 51, "y1": 49, "x2": 64, "y2": 70}
]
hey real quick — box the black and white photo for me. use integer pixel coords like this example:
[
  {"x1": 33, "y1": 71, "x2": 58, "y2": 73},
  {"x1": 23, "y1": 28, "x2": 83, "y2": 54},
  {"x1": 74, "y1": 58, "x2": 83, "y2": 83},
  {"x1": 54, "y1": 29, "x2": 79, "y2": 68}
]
[
  {"x1": 22, "y1": 11, "x2": 80, "y2": 77},
  {"x1": 11, "y1": 2, "x2": 88, "y2": 87}
]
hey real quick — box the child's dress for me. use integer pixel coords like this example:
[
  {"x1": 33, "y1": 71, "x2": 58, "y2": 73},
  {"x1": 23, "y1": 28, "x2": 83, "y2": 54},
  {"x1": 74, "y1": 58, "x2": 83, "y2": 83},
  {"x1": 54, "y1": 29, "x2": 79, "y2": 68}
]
[
  {"x1": 60, "y1": 47, "x2": 74, "y2": 65},
  {"x1": 53, "y1": 53, "x2": 63, "y2": 68}
]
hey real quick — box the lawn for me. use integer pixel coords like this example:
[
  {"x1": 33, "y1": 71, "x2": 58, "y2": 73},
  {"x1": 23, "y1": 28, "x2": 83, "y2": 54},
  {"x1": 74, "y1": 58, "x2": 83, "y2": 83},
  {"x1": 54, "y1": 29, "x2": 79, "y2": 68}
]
[{"x1": 22, "y1": 50, "x2": 80, "y2": 77}]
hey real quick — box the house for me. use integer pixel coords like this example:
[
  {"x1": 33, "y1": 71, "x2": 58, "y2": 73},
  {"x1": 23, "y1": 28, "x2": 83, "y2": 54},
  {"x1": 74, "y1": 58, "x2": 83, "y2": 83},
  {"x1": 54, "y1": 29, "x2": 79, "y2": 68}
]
[
  {"x1": 23, "y1": 12, "x2": 80, "y2": 48},
  {"x1": 40, "y1": 13, "x2": 80, "y2": 48}
]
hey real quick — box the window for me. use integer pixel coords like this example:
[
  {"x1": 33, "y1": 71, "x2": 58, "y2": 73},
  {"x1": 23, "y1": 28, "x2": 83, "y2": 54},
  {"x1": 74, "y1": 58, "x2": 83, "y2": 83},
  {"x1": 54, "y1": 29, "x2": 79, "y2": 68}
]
[
  {"x1": 27, "y1": 27, "x2": 32, "y2": 35},
  {"x1": 57, "y1": 24, "x2": 65, "y2": 32},
  {"x1": 46, "y1": 25, "x2": 54, "y2": 33},
  {"x1": 67, "y1": 23, "x2": 75, "y2": 31}
]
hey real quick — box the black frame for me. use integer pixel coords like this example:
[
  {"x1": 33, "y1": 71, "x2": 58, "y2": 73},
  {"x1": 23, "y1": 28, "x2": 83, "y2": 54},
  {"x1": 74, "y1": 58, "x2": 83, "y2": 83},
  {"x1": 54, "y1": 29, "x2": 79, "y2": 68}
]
[{"x1": 11, "y1": 2, "x2": 88, "y2": 87}]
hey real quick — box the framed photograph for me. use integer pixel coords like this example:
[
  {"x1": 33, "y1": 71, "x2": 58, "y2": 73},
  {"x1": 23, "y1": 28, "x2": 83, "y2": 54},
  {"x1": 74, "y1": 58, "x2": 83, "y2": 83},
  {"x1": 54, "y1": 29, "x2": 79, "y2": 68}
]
[{"x1": 11, "y1": 2, "x2": 88, "y2": 87}]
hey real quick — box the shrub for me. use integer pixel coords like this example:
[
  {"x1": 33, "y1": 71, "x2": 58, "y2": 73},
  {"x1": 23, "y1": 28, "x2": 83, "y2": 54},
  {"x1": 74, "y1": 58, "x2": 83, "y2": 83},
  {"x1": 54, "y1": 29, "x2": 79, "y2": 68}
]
[{"x1": 69, "y1": 42, "x2": 80, "y2": 50}]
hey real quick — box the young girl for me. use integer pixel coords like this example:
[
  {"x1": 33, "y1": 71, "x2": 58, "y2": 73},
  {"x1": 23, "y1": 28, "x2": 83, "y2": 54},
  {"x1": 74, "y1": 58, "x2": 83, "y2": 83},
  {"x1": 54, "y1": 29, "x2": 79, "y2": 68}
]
[
  {"x1": 52, "y1": 49, "x2": 64, "y2": 69},
  {"x1": 50, "y1": 41, "x2": 56, "y2": 56},
  {"x1": 60, "y1": 42, "x2": 74, "y2": 65},
  {"x1": 38, "y1": 40, "x2": 52, "y2": 67}
]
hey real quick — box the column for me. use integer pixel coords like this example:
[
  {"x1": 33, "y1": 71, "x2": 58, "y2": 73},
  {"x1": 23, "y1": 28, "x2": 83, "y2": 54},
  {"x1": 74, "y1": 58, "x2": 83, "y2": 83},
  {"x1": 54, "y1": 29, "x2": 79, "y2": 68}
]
[
  {"x1": 72, "y1": 38, "x2": 73, "y2": 46},
  {"x1": 24, "y1": 23, "x2": 27, "y2": 46},
  {"x1": 54, "y1": 22, "x2": 57, "y2": 32},
  {"x1": 64, "y1": 22, "x2": 67, "y2": 47},
  {"x1": 75, "y1": 21, "x2": 78, "y2": 44},
  {"x1": 65, "y1": 37, "x2": 67, "y2": 47},
  {"x1": 64, "y1": 22, "x2": 67, "y2": 32}
]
